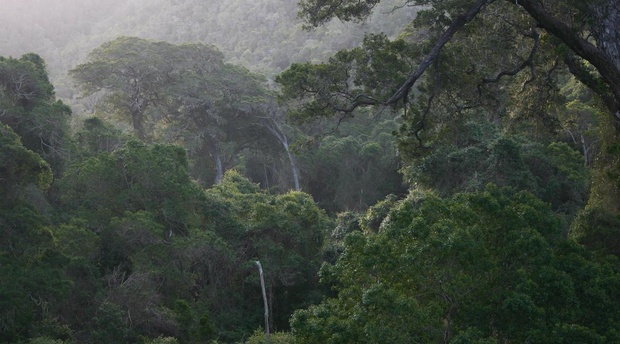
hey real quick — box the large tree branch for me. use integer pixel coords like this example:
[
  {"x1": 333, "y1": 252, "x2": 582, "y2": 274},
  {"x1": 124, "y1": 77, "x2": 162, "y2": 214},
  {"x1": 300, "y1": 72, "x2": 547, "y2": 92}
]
[
  {"x1": 515, "y1": 0, "x2": 620, "y2": 113},
  {"x1": 330, "y1": 0, "x2": 495, "y2": 113},
  {"x1": 385, "y1": 0, "x2": 496, "y2": 105},
  {"x1": 563, "y1": 53, "x2": 617, "y2": 115}
]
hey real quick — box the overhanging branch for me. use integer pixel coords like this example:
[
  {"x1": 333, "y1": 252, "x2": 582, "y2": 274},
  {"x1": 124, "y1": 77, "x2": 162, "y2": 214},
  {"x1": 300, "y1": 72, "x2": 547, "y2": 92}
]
[
  {"x1": 515, "y1": 0, "x2": 620, "y2": 112},
  {"x1": 385, "y1": 0, "x2": 496, "y2": 105},
  {"x1": 564, "y1": 53, "x2": 617, "y2": 116},
  {"x1": 327, "y1": 0, "x2": 495, "y2": 114}
]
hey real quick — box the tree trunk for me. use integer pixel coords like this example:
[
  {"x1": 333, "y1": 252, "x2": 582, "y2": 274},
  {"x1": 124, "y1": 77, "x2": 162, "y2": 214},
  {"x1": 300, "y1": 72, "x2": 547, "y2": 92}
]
[
  {"x1": 282, "y1": 139, "x2": 301, "y2": 192},
  {"x1": 213, "y1": 142, "x2": 224, "y2": 184},
  {"x1": 516, "y1": 0, "x2": 620, "y2": 116},
  {"x1": 130, "y1": 94, "x2": 148, "y2": 141},
  {"x1": 198, "y1": 132, "x2": 225, "y2": 185},
  {"x1": 265, "y1": 117, "x2": 301, "y2": 191},
  {"x1": 131, "y1": 108, "x2": 146, "y2": 141},
  {"x1": 254, "y1": 261, "x2": 270, "y2": 343}
]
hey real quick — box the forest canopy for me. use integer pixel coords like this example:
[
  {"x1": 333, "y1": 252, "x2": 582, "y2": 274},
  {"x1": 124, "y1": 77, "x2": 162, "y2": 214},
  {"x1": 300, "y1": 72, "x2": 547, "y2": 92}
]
[{"x1": 1, "y1": 0, "x2": 620, "y2": 343}]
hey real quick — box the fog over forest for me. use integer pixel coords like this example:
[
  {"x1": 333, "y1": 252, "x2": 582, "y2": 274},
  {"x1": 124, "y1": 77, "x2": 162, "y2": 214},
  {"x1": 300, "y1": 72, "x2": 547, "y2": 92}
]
[
  {"x1": 2, "y1": 0, "x2": 620, "y2": 343},
  {"x1": 0, "y1": 0, "x2": 415, "y2": 104}
]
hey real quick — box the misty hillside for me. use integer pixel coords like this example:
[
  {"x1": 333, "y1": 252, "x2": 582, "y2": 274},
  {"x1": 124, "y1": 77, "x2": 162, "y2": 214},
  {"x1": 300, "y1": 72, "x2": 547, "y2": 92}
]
[
  {"x1": 0, "y1": 0, "x2": 416, "y2": 103},
  {"x1": 3, "y1": 1, "x2": 620, "y2": 343}
]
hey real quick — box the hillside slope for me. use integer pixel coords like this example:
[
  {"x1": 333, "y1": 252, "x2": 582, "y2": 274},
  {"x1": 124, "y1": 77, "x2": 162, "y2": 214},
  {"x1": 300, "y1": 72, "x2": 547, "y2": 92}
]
[{"x1": 0, "y1": 0, "x2": 416, "y2": 102}]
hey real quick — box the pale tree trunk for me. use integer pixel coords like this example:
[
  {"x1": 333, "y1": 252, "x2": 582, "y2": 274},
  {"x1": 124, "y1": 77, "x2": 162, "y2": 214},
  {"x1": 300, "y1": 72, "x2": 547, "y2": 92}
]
[
  {"x1": 282, "y1": 138, "x2": 301, "y2": 192},
  {"x1": 213, "y1": 141, "x2": 224, "y2": 184},
  {"x1": 129, "y1": 92, "x2": 148, "y2": 141},
  {"x1": 564, "y1": 126, "x2": 597, "y2": 167},
  {"x1": 265, "y1": 115, "x2": 301, "y2": 191},
  {"x1": 254, "y1": 261, "x2": 270, "y2": 343},
  {"x1": 202, "y1": 136, "x2": 225, "y2": 185}
]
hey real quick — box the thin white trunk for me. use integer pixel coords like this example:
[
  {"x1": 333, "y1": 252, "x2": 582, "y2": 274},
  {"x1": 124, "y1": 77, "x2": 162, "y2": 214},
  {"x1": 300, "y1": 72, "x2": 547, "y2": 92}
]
[
  {"x1": 214, "y1": 143, "x2": 224, "y2": 184},
  {"x1": 266, "y1": 117, "x2": 301, "y2": 191},
  {"x1": 282, "y1": 139, "x2": 301, "y2": 191},
  {"x1": 254, "y1": 261, "x2": 270, "y2": 342}
]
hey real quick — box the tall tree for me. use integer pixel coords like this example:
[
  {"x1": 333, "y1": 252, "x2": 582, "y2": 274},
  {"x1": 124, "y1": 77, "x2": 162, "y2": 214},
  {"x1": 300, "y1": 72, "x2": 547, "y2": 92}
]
[
  {"x1": 72, "y1": 38, "x2": 303, "y2": 188},
  {"x1": 252, "y1": 103, "x2": 302, "y2": 191},
  {"x1": 70, "y1": 37, "x2": 180, "y2": 141},
  {"x1": 162, "y1": 44, "x2": 271, "y2": 184}
]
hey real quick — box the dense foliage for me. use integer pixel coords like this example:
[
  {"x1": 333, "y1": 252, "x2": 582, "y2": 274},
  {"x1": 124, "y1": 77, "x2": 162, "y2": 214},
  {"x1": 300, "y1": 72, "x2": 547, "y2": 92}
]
[
  {"x1": 2, "y1": 0, "x2": 620, "y2": 342},
  {"x1": 292, "y1": 186, "x2": 620, "y2": 343}
]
